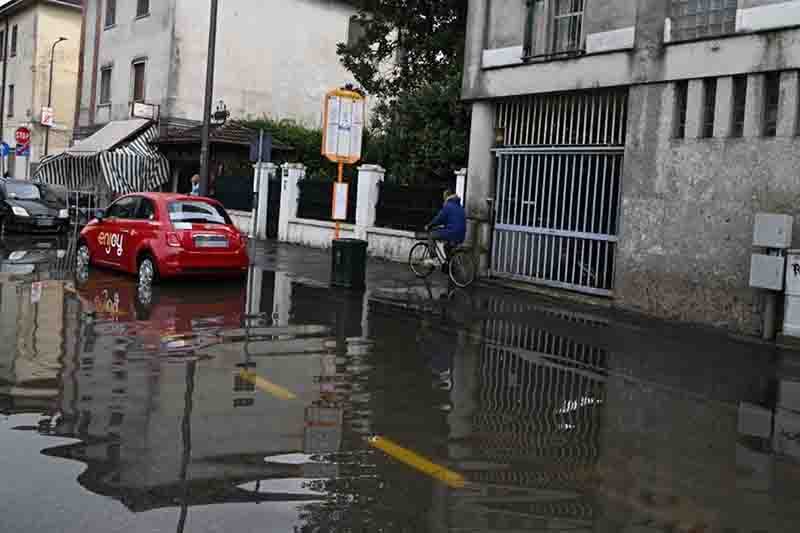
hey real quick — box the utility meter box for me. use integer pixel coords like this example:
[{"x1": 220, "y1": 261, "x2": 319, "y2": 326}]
[
  {"x1": 753, "y1": 213, "x2": 793, "y2": 248},
  {"x1": 750, "y1": 253, "x2": 785, "y2": 291},
  {"x1": 784, "y1": 250, "x2": 800, "y2": 337}
]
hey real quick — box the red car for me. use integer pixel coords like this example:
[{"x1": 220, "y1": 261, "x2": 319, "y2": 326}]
[{"x1": 77, "y1": 193, "x2": 249, "y2": 283}]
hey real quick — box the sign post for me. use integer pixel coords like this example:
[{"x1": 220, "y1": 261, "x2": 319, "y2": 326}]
[
  {"x1": 322, "y1": 88, "x2": 365, "y2": 240},
  {"x1": 15, "y1": 127, "x2": 31, "y2": 177}
]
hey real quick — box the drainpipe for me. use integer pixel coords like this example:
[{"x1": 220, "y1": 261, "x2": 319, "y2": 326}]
[
  {"x1": 88, "y1": 0, "x2": 103, "y2": 125},
  {"x1": 0, "y1": 17, "x2": 7, "y2": 144},
  {"x1": 72, "y1": 1, "x2": 87, "y2": 142}
]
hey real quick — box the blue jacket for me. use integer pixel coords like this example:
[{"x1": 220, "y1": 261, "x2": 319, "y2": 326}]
[{"x1": 430, "y1": 196, "x2": 466, "y2": 243}]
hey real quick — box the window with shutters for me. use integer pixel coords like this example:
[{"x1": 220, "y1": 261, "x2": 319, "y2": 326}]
[
  {"x1": 10, "y1": 25, "x2": 17, "y2": 57},
  {"x1": 670, "y1": 0, "x2": 737, "y2": 42},
  {"x1": 99, "y1": 67, "x2": 112, "y2": 104},
  {"x1": 7, "y1": 84, "x2": 14, "y2": 117},
  {"x1": 136, "y1": 0, "x2": 149, "y2": 18},
  {"x1": 105, "y1": 0, "x2": 116, "y2": 28},
  {"x1": 525, "y1": 0, "x2": 585, "y2": 58},
  {"x1": 0, "y1": 31, "x2": 6, "y2": 61},
  {"x1": 132, "y1": 60, "x2": 146, "y2": 103}
]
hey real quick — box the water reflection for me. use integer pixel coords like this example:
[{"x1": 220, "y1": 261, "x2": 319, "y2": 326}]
[{"x1": 1, "y1": 249, "x2": 800, "y2": 532}]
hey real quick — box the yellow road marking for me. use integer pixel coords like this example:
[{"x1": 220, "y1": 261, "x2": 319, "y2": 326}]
[
  {"x1": 238, "y1": 369, "x2": 297, "y2": 401},
  {"x1": 368, "y1": 436, "x2": 466, "y2": 488}
]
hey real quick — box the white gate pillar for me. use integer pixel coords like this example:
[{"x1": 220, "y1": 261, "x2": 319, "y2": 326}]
[
  {"x1": 355, "y1": 164, "x2": 384, "y2": 240},
  {"x1": 273, "y1": 271, "x2": 292, "y2": 327},
  {"x1": 455, "y1": 168, "x2": 467, "y2": 204},
  {"x1": 278, "y1": 163, "x2": 306, "y2": 242},
  {"x1": 252, "y1": 162, "x2": 276, "y2": 240}
]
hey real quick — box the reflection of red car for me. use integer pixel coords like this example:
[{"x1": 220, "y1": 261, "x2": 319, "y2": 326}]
[
  {"x1": 74, "y1": 270, "x2": 246, "y2": 353},
  {"x1": 77, "y1": 193, "x2": 248, "y2": 282}
]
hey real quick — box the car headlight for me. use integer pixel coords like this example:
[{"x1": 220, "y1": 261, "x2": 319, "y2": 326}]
[
  {"x1": 58, "y1": 209, "x2": 69, "y2": 219},
  {"x1": 11, "y1": 206, "x2": 29, "y2": 217}
]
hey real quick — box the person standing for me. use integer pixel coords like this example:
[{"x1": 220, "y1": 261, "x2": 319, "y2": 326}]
[{"x1": 190, "y1": 174, "x2": 201, "y2": 196}]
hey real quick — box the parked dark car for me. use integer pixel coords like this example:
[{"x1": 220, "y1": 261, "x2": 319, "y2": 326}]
[
  {"x1": 0, "y1": 179, "x2": 69, "y2": 233},
  {"x1": 0, "y1": 234, "x2": 68, "y2": 276}
]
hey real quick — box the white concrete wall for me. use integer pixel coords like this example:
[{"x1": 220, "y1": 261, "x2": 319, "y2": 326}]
[
  {"x1": 365, "y1": 227, "x2": 417, "y2": 262},
  {"x1": 287, "y1": 218, "x2": 356, "y2": 248},
  {"x1": 173, "y1": 0, "x2": 360, "y2": 128},
  {"x1": 227, "y1": 208, "x2": 253, "y2": 234}
]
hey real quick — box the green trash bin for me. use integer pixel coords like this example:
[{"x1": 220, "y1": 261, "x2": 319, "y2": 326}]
[{"x1": 331, "y1": 239, "x2": 368, "y2": 290}]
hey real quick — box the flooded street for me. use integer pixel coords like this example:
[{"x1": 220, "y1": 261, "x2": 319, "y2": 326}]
[{"x1": 2, "y1": 237, "x2": 800, "y2": 532}]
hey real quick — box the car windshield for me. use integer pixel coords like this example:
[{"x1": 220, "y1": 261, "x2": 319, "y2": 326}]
[
  {"x1": 168, "y1": 200, "x2": 232, "y2": 225},
  {"x1": 5, "y1": 182, "x2": 41, "y2": 200}
]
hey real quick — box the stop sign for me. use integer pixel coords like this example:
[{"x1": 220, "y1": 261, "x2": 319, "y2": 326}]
[{"x1": 15, "y1": 127, "x2": 30, "y2": 145}]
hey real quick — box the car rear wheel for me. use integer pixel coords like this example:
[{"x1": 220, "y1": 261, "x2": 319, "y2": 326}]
[{"x1": 138, "y1": 254, "x2": 158, "y2": 285}]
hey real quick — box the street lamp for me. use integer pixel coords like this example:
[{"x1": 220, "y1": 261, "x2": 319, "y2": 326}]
[{"x1": 44, "y1": 36, "x2": 68, "y2": 157}]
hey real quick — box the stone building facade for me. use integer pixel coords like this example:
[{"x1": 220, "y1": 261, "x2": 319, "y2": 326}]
[
  {"x1": 463, "y1": 0, "x2": 800, "y2": 334},
  {"x1": 0, "y1": 0, "x2": 82, "y2": 177},
  {"x1": 74, "y1": 0, "x2": 362, "y2": 138}
]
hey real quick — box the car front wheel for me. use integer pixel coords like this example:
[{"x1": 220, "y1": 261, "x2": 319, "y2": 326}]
[
  {"x1": 138, "y1": 254, "x2": 158, "y2": 285},
  {"x1": 76, "y1": 242, "x2": 91, "y2": 269}
]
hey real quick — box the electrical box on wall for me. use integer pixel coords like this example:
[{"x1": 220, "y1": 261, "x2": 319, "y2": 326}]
[
  {"x1": 753, "y1": 213, "x2": 793, "y2": 249},
  {"x1": 750, "y1": 254, "x2": 786, "y2": 291}
]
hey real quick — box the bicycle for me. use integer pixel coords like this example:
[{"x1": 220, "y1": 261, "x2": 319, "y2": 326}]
[{"x1": 409, "y1": 230, "x2": 477, "y2": 288}]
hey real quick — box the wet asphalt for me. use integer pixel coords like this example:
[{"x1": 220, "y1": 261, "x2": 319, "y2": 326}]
[{"x1": 1, "y1": 235, "x2": 800, "y2": 532}]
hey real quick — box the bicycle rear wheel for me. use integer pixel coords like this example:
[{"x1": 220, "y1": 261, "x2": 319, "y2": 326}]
[
  {"x1": 449, "y1": 250, "x2": 476, "y2": 288},
  {"x1": 409, "y1": 242, "x2": 436, "y2": 278}
]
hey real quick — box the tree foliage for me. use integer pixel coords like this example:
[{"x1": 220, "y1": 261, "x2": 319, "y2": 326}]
[{"x1": 338, "y1": 1, "x2": 469, "y2": 184}]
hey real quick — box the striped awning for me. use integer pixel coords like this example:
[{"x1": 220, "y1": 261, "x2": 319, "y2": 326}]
[{"x1": 34, "y1": 124, "x2": 170, "y2": 194}]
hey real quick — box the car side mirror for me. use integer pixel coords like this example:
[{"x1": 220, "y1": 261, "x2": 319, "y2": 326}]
[{"x1": 95, "y1": 209, "x2": 105, "y2": 222}]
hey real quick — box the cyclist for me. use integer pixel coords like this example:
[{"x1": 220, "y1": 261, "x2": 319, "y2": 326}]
[{"x1": 425, "y1": 188, "x2": 466, "y2": 268}]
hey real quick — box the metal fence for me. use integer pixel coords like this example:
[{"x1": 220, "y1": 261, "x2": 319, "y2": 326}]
[
  {"x1": 214, "y1": 175, "x2": 254, "y2": 212},
  {"x1": 374, "y1": 182, "x2": 446, "y2": 232},
  {"x1": 297, "y1": 178, "x2": 357, "y2": 224},
  {"x1": 491, "y1": 88, "x2": 627, "y2": 296},
  {"x1": 473, "y1": 296, "x2": 607, "y2": 469}
]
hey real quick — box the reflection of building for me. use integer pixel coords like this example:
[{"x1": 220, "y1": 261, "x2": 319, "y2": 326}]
[
  {"x1": 50, "y1": 270, "x2": 349, "y2": 512},
  {"x1": 0, "y1": 279, "x2": 68, "y2": 411}
]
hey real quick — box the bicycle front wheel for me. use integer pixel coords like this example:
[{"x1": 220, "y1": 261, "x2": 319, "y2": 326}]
[
  {"x1": 409, "y1": 242, "x2": 436, "y2": 278},
  {"x1": 449, "y1": 250, "x2": 476, "y2": 288}
]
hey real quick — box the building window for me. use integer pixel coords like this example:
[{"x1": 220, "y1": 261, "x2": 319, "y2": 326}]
[
  {"x1": 552, "y1": 0, "x2": 584, "y2": 54},
  {"x1": 7, "y1": 84, "x2": 14, "y2": 117},
  {"x1": 670, "y1": 0, "x2": 737, "y2": 42},
  {"x1": 136, "y1": 0, "x2": 149, "y2": 18},
  {"x1": 763, "y1": 72, "x2": 780, "y2": 137},
  {"x1": 731, "y1": 75, "x2": 747, "y2": 138},
  {"x1": 0, "y1": 30, "x2": 5, "y2": 61},
  {"x1": 105, "y1": 0, "x2": 116, "y2": 28},
  {"x1": 10, "y1": 25, "x2": 17, "y2": 57},
  {"x1": 525, "y1": 0, "x2": 585, "y2": 58},
  {"x1": 347, "y1": 16, "x2": 366, "y2": 49},
  {"x1": 673, "y1": 80, "x2": 688, "y2": 138},
  {"x1": 132, "y1": 60, "x2": 146, "y2": 102},
  {"x1": 701, "y1": 78, "x2": 717, "y2": 138},
  {"x1": 99, "y1": 67, "x2": 112, "y2": 104}
]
